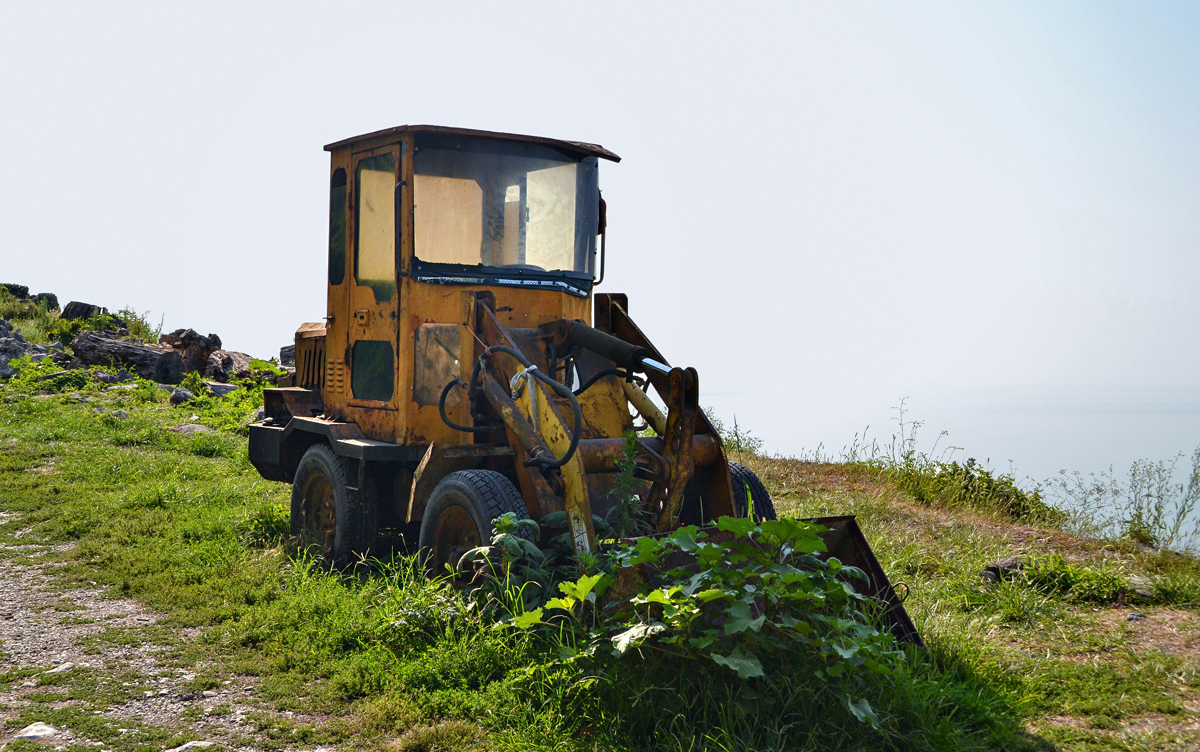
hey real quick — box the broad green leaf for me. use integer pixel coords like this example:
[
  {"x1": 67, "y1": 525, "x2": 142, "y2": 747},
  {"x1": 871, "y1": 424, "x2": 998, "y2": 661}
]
[
  {"x1": 511, "y1": 608, "x2": 544, "y2": 629},
  {"x1": 643, "y1": 587, "x2": 678, "y2": 605},
  {"x1": 539, "y1": 511, "x2": 568, "y2": 527},
  {"x1": 559, "y1": 573, "x2": 604, "y2": 602},
  {"x1": 629, "y1": 536, "x2": 662, "y2": 565},
  {"x1": 847, "y1": 697, "x2": 881, "y2": 727},
  {"x1": 695, "y1": 588, "x2": 731, "y2": 603},
  {"x1": 825, "y1": 662, "x2": 845, "y2": 677},
  {"x1": 840, "y1": 564, "x2": 868, "y2": 582},
  {"x1": 611, "y1": 622, "x2": 666, "y2": 656},
  {"x1": 709, "y1": 646, "x2": 764, "y2": 679},
  {"x1": 544, "y1": 596, "x2": 576, "y2": 612},
  {"x1": 716, "y1": 516, "x2": 756, "y2": 536},
  {"x1": 723, "y1": 599, "x2": 766, "y2": 635},
  {"x1": 760, "y1": 518, "x2": 828, "y2": 553},
  {"x1": 664, "y1": 525, "x2": 701, "y2": 552}
]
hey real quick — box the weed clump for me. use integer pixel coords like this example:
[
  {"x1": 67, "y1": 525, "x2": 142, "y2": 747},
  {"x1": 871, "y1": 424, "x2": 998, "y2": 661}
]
[{"x1": 1022, "y1": 555, "x2": 1129, "y2": 604}]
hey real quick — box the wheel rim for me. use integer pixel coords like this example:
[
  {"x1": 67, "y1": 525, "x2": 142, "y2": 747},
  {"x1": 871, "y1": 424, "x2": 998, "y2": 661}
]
[
  {"x1": 299, "y1": 472, "x2": 337, "y2": 555},
  {"x1": 431, "y1": 504, "x2": 482, "y2": 572}
]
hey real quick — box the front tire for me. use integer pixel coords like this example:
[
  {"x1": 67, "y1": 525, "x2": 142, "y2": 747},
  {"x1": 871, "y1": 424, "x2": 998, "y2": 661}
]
[
  {"x1": 728, "y1": 461, "x2": 777, "y2": 521},
  {"x1": 291, "y1": 443, "x2": 377, "y2": 564},
  {"x1": 418, "y1": 470, "x2": 531, "y2": 573}
]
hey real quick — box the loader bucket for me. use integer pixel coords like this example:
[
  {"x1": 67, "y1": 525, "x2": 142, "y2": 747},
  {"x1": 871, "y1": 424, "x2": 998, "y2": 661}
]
[{"x1": 806, "y1": 515, "x2": 922, "y2": 646}]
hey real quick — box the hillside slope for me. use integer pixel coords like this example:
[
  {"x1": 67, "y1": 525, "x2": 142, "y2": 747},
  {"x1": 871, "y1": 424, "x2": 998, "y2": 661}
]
[{"x1": 0, "y1": 359, "x2": 1197, "y2": 751}]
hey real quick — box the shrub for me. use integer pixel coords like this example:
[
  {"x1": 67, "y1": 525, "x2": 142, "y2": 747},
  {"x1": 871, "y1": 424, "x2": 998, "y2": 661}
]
[
  {"x1": 513, "y1": 516, "x2": 901, "y2": 728},
  {"x1": 890, "y1": 457, "x2": 1064, "y2": 525}
]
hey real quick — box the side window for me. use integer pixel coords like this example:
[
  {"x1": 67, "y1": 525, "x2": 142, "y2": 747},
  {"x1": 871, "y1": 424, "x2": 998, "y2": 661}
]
[
  {"x1": 328, "y1": 168, "x2": 347, "y2": 286},
  {"x1": 351, "y1": 340, "x2": 395, "y2": 402},
  {"x1": 355, "y1": 153, "x2": 397, "y2": 303}
]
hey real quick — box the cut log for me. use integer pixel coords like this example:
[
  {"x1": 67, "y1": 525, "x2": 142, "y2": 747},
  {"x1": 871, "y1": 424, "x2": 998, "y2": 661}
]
[{"x1": 70, "y1": 331, "x2": 171, "y2": 378}]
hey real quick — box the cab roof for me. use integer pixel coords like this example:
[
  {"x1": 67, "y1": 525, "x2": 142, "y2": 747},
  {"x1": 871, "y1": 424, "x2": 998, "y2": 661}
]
[{"x1": 324, "y1": 124, "x2": 620, "y2": 163}]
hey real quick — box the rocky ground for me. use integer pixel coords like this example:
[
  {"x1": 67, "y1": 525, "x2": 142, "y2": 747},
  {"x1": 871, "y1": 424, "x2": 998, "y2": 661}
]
[{"x1": 0, "y1": 541, "x2": 328, "y2": 752}]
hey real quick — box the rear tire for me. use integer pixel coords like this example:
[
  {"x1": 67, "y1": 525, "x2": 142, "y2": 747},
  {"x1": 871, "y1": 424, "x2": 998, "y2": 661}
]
[
  {"x1": 728, "y1": 461, "x2": 777, "y2": 522},
  {"x1": 418, "y1": 470, "x2": 531, "y2": 574},
  {"x1": 291, "y1": 443, "x2": 378, "y2": 564}
]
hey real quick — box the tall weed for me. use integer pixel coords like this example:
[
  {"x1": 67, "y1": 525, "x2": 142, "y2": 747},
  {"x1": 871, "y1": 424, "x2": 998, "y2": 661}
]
[{"x1": 1044, "y1": 446, "x2": 1200, "y2": 553}]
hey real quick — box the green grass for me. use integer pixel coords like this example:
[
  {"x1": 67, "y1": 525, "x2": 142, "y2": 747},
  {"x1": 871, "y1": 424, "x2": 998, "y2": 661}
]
[{"x1": 1, "y1": 371, "x2": 1198, "y2": 750}]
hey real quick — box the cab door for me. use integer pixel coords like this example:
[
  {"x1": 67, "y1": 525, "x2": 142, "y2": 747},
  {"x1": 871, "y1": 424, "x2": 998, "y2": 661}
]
[{"x1": 346, "y1": 144, "x2": 403, "y2": 429}]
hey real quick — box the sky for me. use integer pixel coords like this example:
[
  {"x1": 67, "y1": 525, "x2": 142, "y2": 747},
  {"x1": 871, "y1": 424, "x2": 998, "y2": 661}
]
[{"x1": 2, "y1": 1, "x2": 1197, "y2": 479}]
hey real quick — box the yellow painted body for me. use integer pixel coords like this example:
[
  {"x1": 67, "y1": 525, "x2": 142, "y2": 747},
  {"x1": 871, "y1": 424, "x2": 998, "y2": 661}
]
[
  {"x1": 298, "y1": 125, "x2": 736, "y2": 547},
  {"x1": 323, "y1": 132, "x2": 591, "y2": 446}
]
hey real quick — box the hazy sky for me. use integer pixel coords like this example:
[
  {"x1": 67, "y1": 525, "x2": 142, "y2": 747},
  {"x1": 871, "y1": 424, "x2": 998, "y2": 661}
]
[{"x1": 2, "y1": 2, "x2": 1197, "y2": 468}]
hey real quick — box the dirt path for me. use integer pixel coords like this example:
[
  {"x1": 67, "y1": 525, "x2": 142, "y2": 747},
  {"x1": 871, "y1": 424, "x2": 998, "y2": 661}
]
[{"x1": 0, "y1": 542, "x2": 325, "y2": 751}]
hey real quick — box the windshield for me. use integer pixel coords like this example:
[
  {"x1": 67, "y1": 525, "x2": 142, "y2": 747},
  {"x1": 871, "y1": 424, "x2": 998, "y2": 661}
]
[{"x1": 413, "y1": 135, "x2": 599, "y2": 278}]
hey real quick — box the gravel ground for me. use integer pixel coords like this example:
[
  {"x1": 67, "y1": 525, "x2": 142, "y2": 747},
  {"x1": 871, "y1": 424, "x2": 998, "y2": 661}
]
[{"x1": 0, "y1": 542, "x2": 331, "y2": 751}]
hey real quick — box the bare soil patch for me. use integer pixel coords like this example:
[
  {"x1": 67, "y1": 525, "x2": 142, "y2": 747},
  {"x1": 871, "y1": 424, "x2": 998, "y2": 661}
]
[{"x1": 0, "y1": 546, "x2": 326, "y2": 751}]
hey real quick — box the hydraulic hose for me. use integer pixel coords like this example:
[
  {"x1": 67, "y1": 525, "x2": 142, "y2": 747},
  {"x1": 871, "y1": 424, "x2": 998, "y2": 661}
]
[
  {"x1": 484, "y1": 345, "x2": 583, "y2": 470},
  {"x1": 437, "y1": 345, "x2": 584, "y2": 470},
  {"x1": 438, "y1": 378, "x2": 490, "y2": 433},
  {"x1": 572, "y1": 367, "x2": 643, "y2": 396}
]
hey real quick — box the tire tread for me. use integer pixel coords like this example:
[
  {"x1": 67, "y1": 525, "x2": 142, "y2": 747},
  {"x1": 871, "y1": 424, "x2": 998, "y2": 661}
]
[{"x1": 728, "y1": 461, "x2": 777, "y2": 521}]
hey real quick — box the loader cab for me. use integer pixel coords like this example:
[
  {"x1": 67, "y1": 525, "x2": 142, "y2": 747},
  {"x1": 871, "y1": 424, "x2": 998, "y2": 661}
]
[{"x1": 319, "y1": 125, "x2": 619, "y2": 446}]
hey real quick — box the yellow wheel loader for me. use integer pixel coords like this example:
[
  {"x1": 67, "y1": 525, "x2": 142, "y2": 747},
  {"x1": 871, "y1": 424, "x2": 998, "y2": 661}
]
[{"x1": 249, "y1": 125, "x2": 919, "y2": 643}]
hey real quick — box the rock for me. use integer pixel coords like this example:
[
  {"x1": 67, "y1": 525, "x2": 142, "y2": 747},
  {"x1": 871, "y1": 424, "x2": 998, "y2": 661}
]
[
  {"x1": 0, "y1": 318, "x2": 10, "y2": 337},
  {"x1": 0, "y1": 363, "x2": 14, "y2": 379},
  {"x1": 61, "y1": 300, "x2": 108, "y2": 320},
  {"x1": 93, "y1": 407, "x2": 104, "y2": 414},
  {"x1": 95, "y1": 371, "x2": 119, "y2": 384},
  {"x1": 160, "y1": 329, "x2": 222, "y2": 375},
  {"x1": 169, "y1": 388, "x2": 195, "y2": 406},
  {"x1": 35, "y1": 370, "x2": 72, "y2": 382},
  {"x1": 16, "y1": 721, "x2": 58, "y2": 739},
  {"x1": 1126, "y1": 574, "x2": 1155, "y2": 603},
  {"x1": 171, "y1": 423, "x2": 215, "y2": 435},
  {"x1": 32, "y1": 292, "x2": 59, "y2": 310},
  {"x1": 203, "y1": 380, "x2": 238, "y2": 397},
  {"x1": 981, "y1": 555, "x2": 1028, "y2": 583},
  {"x1": 1127, "y1": 612, "x2": 1148, "y2": 622},
  {"x1": 117, "y1": 368, "x2": 133, "y2": 381},
  {"x1": 165, "y1": 741, "x2": 217, "y2": 752},
  {"x1": 280, "y1": 344, "x2": 296, "y2": 367},
  {"x1": 44, "y1": 661, "x2": 74, "y2": 674},
  {"x1": 0, "y1": 336, "x2": 28, "y2": 374},
  {"x1": 112, "y1": 409, "x2": 129, "y2": 419},
  {"x1": 206, "y1": 350, "x2": 251, "y2": 382},
  {"x1": 155, "y1": 350, "x2": 184, "y2": 383},
  {"x1": 71, "y1": 330, "x2": 171, "y2": 378}
]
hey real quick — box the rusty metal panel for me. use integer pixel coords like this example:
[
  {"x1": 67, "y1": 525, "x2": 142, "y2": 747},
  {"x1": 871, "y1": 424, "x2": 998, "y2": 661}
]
[
  {"x1": 263, "y1": 388, "x2": 324, "y2": 422},
  {"x1": 412, "y1": 323, "x2": 462, "y2": 406},
  {"x1": 406, "y1": 443, "x2": 513, "y2": 523}
]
